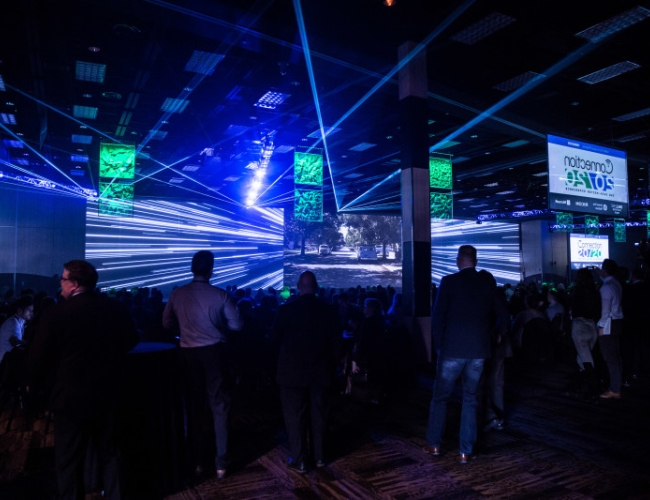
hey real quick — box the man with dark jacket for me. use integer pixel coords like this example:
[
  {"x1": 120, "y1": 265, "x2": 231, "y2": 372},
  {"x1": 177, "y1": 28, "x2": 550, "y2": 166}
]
[
  {"x1": 27, "y1": 260, "x2": 139, "y2": 500},
  {"x1": 424, "y1": 245, "x2": 501, "y2": 463},
  {"x1": 271, "y1": 270, "x2": 340, "y2": 473}
]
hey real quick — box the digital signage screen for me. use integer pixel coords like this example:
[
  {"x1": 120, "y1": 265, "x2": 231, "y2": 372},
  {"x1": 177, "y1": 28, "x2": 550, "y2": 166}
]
[
  {"x1": 548, "y1": 134, "x2": 628, "y2": 217},
  {"x1": 569, "y1": 233, "x2": 609, "y2": 270}
]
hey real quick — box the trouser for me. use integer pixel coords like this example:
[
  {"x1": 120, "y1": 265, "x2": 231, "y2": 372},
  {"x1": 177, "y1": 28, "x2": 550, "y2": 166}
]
[
  {"x1": 426, "y1": 357, "x2": 484, "y2": 454},
  {"x1": 54, "y1": 411, "x2": 122, "y2": 500},
  {"x1": 280, "y1": 385, "x2": 329, "y2": 465},
  {"x1": 181, "y1": 343, "x2": 231, "y2": 470},
  {"x1": 598, "y1": 320, "x2": 623, "y2": 393}
]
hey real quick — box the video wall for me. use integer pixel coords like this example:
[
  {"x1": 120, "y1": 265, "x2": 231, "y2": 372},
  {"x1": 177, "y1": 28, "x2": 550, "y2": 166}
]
[
  {"x1": 431, "y1": 219, "x2": 521, "y2": 286},
  {"x1": 85, "y1": 199, "x2": 284, "y2": 298}
]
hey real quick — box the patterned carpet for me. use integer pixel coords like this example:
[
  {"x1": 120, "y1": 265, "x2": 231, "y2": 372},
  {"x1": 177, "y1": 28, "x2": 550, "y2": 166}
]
[{"x1": 1, "y1": 361, "x2": 649, "y2": 500}]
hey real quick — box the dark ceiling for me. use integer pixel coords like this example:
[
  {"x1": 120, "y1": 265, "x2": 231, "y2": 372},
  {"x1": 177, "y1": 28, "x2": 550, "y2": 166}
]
[{"x1": 2, "y1": 0, "x2": 650, "y2": 221}]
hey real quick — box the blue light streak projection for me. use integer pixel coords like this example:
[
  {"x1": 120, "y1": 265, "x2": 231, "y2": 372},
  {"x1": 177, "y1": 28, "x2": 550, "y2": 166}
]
[
  {"x1": 85, "y1": 199, "x2": 284, "y2": 298},
  {"x1": 431, "y1": 220, "x2": 521, "y2": 286}
]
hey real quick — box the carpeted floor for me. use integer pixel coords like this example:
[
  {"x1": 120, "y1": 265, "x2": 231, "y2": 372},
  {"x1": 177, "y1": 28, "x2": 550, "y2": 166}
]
[{"x1": 1, "y1": 360, "x2": 649, "y2": 500}]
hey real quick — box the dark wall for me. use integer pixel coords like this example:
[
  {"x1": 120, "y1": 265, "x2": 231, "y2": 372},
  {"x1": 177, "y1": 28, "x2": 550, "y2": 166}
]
[{"x1": 0, "y1": 185, "x2": 86, "y2": 295}]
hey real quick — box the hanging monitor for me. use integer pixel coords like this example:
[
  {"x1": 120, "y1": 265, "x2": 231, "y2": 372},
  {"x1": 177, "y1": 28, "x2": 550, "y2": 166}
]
[
  {"x1": 547, "y1": 134, "x2": 628, "y2": 217},
  {"x1": 569, "y1": 233, "x2": 609, "y2": 270}
]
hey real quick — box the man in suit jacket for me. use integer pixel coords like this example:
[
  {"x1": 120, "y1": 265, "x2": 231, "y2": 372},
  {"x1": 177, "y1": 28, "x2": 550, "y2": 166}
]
[
  {"x1": 424, "y1": 245, "x2": 501, "y2": 463},
  {"x1": 27, "y1": 260, "x2": 139, "y2": 500},
  {"x1": 271, "y1": 270, "x2": 340, "y2": 473}
]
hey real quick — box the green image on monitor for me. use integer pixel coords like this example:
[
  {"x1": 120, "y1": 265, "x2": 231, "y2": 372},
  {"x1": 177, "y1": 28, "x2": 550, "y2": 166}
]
[
  {"x1": 614, "y1": 218, "x2": 626, "y2": 242},
  {"x1": 99, "y1": 181, "x2": 134, "y2": 201},
  {"x1": 99, "y1": 143, "x2": 135, "y2": 179},
  {"x1": 429, "y1": 156, "x2": 452, "y2": 190},
  {"x1": 98, "y1": 198, "x2": 134, "y2": 217},
  {"x1": 585, "y1": 215, "x2": 599, "y2": 235},
  {"x1": 294, "y1": 152, "x2": 323, "y2": 186},
  {"x1": 294, "y1": 187, "x2": 323, "y2": 222},
  {"x1": 555, "y1": 212, "x2": 573, "y2": 232},
  {"x1": 430, "y1": 192, "x2": 453, "y2": 220}
]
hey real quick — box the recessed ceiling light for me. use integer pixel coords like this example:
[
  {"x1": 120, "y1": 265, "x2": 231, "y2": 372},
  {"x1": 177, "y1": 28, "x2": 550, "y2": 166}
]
[
  {"x1": 88, "y1": 46, "x2": 100, "y2": 52},
  {"x1": 6, "y1": 101, "x2": 14, "y2": 106},
  {"x1": 471, "y1": 135, "x2": 478, "y2": 139},
  {"x1": 82, "y1": 94, "x2": 92, "y2": 98}
]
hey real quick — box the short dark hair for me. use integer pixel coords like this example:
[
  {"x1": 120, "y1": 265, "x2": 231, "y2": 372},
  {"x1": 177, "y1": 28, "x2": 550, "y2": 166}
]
[
  {"x1": 297, "y1": 270, "x2": 318, "y2": 294},
  {"x1": 64, "y1": 260, "x2": 98, "y2": 290},
  {"x1": 191, "y1": 250, "x2": 214, "y2": 277},
  {"x1": 602, "y1": 258, "x2": 618, "y2": 276},
  {"x1": 457, "y1": 245, "x2": 477, "y2": 262},
  {"x1": 12, "y1": 294, "x2": 34, "y2": 314}
]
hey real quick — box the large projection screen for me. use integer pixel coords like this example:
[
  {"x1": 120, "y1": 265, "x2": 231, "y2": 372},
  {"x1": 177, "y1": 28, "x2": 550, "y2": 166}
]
[
  {"x1": 431, "y1": 219, "x2": 521, "y2": 286},
  {"x1": 85, "y1": 199, "x2": 284, "y2": 298},
  {"x1": 548, "y1": 134, "x2": 628, "y2": 217}
]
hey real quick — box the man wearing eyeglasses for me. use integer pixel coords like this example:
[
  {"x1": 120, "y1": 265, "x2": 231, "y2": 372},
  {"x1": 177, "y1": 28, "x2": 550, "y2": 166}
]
[{"x1": 27, "y1": 260, "x2": 139, "y2": 500}]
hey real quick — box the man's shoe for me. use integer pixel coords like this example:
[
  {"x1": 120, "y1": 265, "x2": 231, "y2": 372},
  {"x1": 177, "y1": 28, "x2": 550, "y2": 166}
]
[
  {"x1": 216, "y1": 469, "x2": 226, "y2": 479},
  {"x1": 422, "y1": 445, "x2": 441, "y2": 456},
  {"x1": 599, "y1": 390, "x2": 621, "y2": 399},
  {"x1": 315, "y1": 459, "x2": 326, "y2": 468},
  {"x1": 483, "y1": 418, "x2": 504, "y2": 432},
  {"x1": 459, "y1": 453, "x2": 475, "y2": 464},
  {"x1": 286, "y1": 458, "x2": 307, "y2": 474}
]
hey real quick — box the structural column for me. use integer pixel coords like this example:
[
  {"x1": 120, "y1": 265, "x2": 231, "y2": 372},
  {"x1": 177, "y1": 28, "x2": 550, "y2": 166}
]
[{"x1": 398, "y1": 41, "x2": 432, "y2": 362}]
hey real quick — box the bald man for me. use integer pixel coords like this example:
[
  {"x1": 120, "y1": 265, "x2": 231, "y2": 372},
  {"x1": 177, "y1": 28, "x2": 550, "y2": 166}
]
[{"x1": 271, "y1": 271, "x2": 341, "y2": 473}]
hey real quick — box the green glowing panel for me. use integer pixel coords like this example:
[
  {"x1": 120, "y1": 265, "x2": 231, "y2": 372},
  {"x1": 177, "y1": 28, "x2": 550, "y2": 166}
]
[
  {"x1": 294, "y1": 152, "x2": 323, "y2": 186},
  {"x1": 585, "y1": 215, "x2": 599, "y2": 235},
  {"x1": 614, "y1": 218, "x2": 626, "y2": 242},
  {"x1": 98, "y1": 182, "x2": 134, "y2": 217},
  {"x1": 555, "y1": 212, "x2": 573, "y2": 232},
  {"x1": 647, "y1": 211, "x2": 650, "y2": 240},
  {"x1": 99, "y1": 143, "x2": 135, "y2": 179},
  {"x1": 430, "y1": 192, "x2": 453, "y2": 220},
  {"x1": 429, "y1": 156, "x2": 452, "y2": 190},
  {"x1": 294, "y1": 188, "x2": 323, "y2": 222}
]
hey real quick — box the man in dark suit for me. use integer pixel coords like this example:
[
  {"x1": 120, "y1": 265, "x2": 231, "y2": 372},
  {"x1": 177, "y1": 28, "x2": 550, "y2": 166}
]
[
  {"x1": 423, "y1": 245, "x2": 501, "y2": 463},
  {"x1": 27, "y1": 260, "x2": 139, "y2": 500},
  {"x1": 271, "y1": 270, "x2": 340, "y2": 473}
]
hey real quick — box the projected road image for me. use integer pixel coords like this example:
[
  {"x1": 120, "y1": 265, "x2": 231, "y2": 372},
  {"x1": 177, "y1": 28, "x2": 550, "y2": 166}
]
[{"x1": 283, "y1": 247, "x2": 402, "y2": 291}]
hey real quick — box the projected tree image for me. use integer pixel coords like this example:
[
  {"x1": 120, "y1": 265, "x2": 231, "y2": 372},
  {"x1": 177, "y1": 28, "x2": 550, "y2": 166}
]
[
  {"x1": 585, "y1": 215, "x2": 599, "y2": 235},
  {"x1": 429, "y1": 156, "x2": 452, "y2": 190},
  {"x1": 430, "y1": 192, "x2": 453, "y2": 220},
  {"x1": 555, "y1": 212, "x2": 573, "y2": 232},
  {"x1": 99, "y1": 142, "x2": 136, "y2": 179},
  {"x1": 294, "y1": 188, "x2": 323, "y2": 222},
  {"x1": 294, "y1": 152, "x2": 323, "y2": 186}
]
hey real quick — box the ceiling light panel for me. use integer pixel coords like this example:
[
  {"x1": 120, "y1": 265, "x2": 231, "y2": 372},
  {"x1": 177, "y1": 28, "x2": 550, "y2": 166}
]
[
  {"x1": 450, "y1": 12, "x2": 516, "y2": 45},
  {"x1": 493, "y1": 72, "x2": 544, "y2": 91},
  {"x1": 612, "y1": 107, "x2": 650, "y2": 122},
  {"x1": 71, "y1": 134, "x2": 93, "y2": 144},
  {"x1": 160, "y1": 98, "x2": 189, "y2": 114},
  {"x1": 274, "y1": 145, "x2": 294, "y2": 154},
  {"x1": 3, "y1": 139, "x2": 23, "y2": 148},
  {"x1": 254, "y1": 91, "x2": 291, "y2": 109},
  {"x1": 184, "y1": 50, "x2": 224, "y2": 75},
  {"x1": 70, "y1": 154, "x2": 88, "y2": 162},
  {"x1": 307, "y1": 126, "x2": 340, "y2": 139},
  {"x1": 575, "y1": 6, "x2": 650, "y2": 43},
  {"x1": 0, "y1": 75, "x2": 5, "y2": 91},
  {"x1": 182, "y1": 165, "x2": 200, "y2": 172},
  {"x1": 73, "y1": 105, "x2": 98, "y2": 119},
  {"x1": 578, "y1": 61, "x2": 640, "y2": 84},
  {"x1": 75, "y1": 61, "x2": 107, "y2": 83},
  {"x1": 349, "y1": 142, "x2": 377, "y2": 152},
  {"x1": 502, "y1": 139, "x2": 530, "y2": 148},
  {"x1": 1, "y1": 113, "x2": 17, "y2": 124},
  {"x1": 615, "y1": 133, "x2": 647, "y2": 142}
]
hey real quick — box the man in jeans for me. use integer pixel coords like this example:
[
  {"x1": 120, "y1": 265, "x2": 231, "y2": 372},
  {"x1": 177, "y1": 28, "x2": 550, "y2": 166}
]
[{"x1": 424, "y1": 245, "x2": 502, "y2": 463}]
